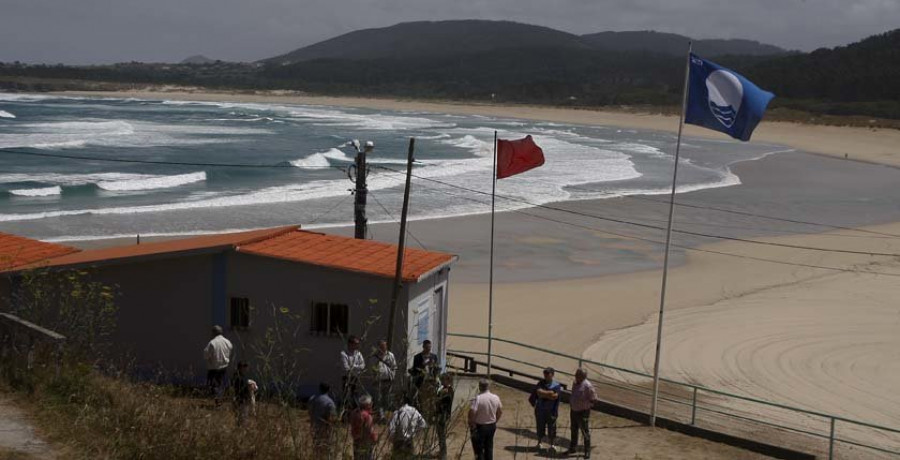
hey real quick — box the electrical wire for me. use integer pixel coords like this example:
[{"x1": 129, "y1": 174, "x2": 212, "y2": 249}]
[
  {"x1": 369, "y1": 191, "x2": 429, "y2": 251},
  {"x1": 372, "y1": 170, "x2": 900, "y2": 278},
  {"x1": 0, "y1": 147, "x2": 344, "y2": 170},
  {"x1": 4, "y1": 145, "x2": 899, "y2": 258},
  {"x1": 308, "y1": 194, "x2": 351, "y2": 226},
  {"x1": 370, "y1": 164, "x2": 900, "y2": 258}
]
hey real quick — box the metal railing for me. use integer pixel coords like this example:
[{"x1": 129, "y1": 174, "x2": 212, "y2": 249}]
[
  {"x1": 447, "y1": 332, "x2": 900, "y2": 459},
  {"x1": 0, "y1": 312, "x2": 66, "y2": 378}
]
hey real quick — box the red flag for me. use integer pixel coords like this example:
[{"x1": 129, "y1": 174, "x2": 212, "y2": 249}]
[{"x1": 496, "y1": 135, "x2": 545, "y2": 179}]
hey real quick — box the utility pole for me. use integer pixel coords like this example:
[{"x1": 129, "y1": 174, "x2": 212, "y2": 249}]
[
  {"x1": 387, "y1": 137, "x2": 416, "y2": 349},
  {"x1": 351, "y1": 140, "x2": 374, "y2": 239}
]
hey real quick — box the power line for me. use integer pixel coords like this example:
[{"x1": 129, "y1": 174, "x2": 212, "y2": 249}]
[
  {"x1": 6, "y1": 145, "x2": 899, "y2": 258},
  {"x1": 308, "y1": 194, "x2": 351, "y2": 226},
  {"x1": 0, "y1": 147, "x2": 344, "y2": 170},
  {"x1": 369, "y1": 191, "x2": 429, "y2": 251},
  {"x1": 5, "y1": 145, "x2": 891, "y2": 240},
  {"x1": 612, "y1": 192, "x2": 900, "y2": 240},
  {"x1": 370, "y1": 164, "x2": 900, "y2": 258},
  {"x1": 376, "y1": 172, "x2": 900, "y2": 278}
]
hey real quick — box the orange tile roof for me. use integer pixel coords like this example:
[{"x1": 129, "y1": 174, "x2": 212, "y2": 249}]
[
  {"x1": 239, "y1": 230, "x2": 455, "y2": 282},
  {"x1": 0, "y1": 232, "x2": 80, "y2": 271},
  {"x1": 17, "y1": 226, "x2": 299, "y2": 271}
]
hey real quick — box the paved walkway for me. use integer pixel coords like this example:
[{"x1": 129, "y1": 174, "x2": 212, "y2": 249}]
[{"x1": 0, "y1": 394, "x2": 54, "y2": 459}]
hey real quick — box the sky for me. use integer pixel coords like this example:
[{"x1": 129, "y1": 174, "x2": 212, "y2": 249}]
[{"x1": 1, "y1": 0, "x2": 897, "y2": 64}]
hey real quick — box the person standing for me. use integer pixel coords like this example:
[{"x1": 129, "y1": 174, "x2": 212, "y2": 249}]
[
  {"x1": 567, "y1": 368, "x2": 598, "y2": 459},
  {"x1": 388, "y1": 397, "x2": 428, "y2": 458},
  {"x1": 309, "y1": 382, "x2": 337, "y2": 453},
  {"x1": 468, "y1": 379, "x2": 502, "y2": 460},
  {"x1": 340, "y1": 335, "x2": 366, "y2": 408},
  {"x1": 410, "y1": 340, "x2": 439, "y2": 390},
  {"x1": 372, "y1": 339, "x2": 397, "y2": 420},
  {"x1": 350, "y1": 395, "x2": 378, "y2": 460},
  {"x1": 436, "y1": 373, "x2": 455, "y2": 460},
  {"x1": 230, "y1": 361, "x2": 254, "y2": 426},
  {"x1": 529, "y1": 367, "x2": 562, "y2": 452},
  {"x1": 203, "y1": 325, "x2": 232, "y2": 403}
]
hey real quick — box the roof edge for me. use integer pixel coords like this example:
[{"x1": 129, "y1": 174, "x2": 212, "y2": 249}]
[
  {"x1": 414, "y1": 255, "x2": 458, "y2": 282},
  {"x1": 233, "y1": 225, "x2": 300, "y2": 247}
]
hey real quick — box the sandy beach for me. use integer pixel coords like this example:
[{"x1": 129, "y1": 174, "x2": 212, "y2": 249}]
[{"x1": 50, "y1": 89, "x2": 900, "y2": 455}]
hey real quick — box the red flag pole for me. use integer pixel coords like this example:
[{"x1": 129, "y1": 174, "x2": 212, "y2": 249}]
[
  {"x1": 650, "y1": 41, "x2": 693, "y2": 427},
  {"x1": 487, "y1": 130, "x2": 498, "y2": 377}
]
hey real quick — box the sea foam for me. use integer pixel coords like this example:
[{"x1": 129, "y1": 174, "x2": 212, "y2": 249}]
[
  {"x1": 9, "y1": 186, "x2": 62, "y2": 197},
  {"x1": 96, "y1": 171, "x2": 207, "y2": 191},
  {"x1": 0, "y1": 110, "x2": 15, "y2": 119},
  {"x1": 289, "y1": 148, "x2": 353, "y2": 168}
]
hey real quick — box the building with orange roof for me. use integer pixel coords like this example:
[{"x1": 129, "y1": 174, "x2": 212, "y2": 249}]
[{"x1": 1, "y1": 227, "x2": 456, "y2": 394}]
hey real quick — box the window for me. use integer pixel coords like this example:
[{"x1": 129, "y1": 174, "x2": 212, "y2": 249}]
[
  {"x1": 310, "y1": 302, "x2": 349, "y2": 336},
  {"x1": 230, "y1": 297, "x2": 250, "y2": 329}
]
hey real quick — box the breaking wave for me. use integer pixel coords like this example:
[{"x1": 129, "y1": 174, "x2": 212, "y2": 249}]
[
  {"x1": 96, "y1": 171, "x2": 207, "y2": 191},
  {"x1": 8, "y1": 186, "x2": 62, "y2": 197},
  {"x1": 288, "y1": 148, "x2": 353, "y2": 168}
]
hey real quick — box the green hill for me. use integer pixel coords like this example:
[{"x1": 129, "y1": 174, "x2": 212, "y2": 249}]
[
  {"x1": 745, "y1": 29, "x2": 900, "y2": 118},
  {"x1": 264, "y1": 20, "x2": 590, "y2": 65},
  {"x1": 580, "y1": 31, "x2": 789, "y2": 57}
]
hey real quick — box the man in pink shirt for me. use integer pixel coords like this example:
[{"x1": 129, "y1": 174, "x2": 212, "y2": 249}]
[
  {"x1": 468, "y1": 379, "x2": 503, "y2": 460},
  {"x1": 567, "y1": 368, "x2": 598, "y2": 459}
]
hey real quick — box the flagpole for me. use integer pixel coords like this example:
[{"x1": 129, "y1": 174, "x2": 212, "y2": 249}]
[
  {"x1": 487, "y1": 130, "x2": 498, "y2": 377},
  {"x1": 650, "y1": 41, "x2": 693, "y2": 428}
]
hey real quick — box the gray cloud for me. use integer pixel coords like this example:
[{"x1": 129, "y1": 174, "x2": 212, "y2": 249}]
[{"x1": 1, "y1": 0, "x2": 897, "y2": 64}]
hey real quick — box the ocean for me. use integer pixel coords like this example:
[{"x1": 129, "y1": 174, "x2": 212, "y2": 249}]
[{"x1": 0, "y1": 93, "x2": 786, "y2": 242}]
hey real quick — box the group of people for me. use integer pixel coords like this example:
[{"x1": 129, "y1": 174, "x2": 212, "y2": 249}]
[
  {"x1": 204, "y1": 326, "x2": 600, "y2": 458},
  {"x1": 466, "y1": 367, "x2": 599, "y2": 460},
  {"x1": 311, "y1": 335, "x2": 453, "y2": 459},
  {"x1": 203, "y1": 325, "x2": 258, "y2": 425},
  {"x1": 528, "y1": 367, "x2": 598, "y2": 459}
]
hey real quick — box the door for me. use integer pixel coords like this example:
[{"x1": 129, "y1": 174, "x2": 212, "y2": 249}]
[{"x1": 432, "y1": 285, "x2": 446, "y2": 366}]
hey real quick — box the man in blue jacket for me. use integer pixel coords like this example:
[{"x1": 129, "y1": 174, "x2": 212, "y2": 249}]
[{"x1": 529, "y1": 367, "x2": 562, "y2": 452}]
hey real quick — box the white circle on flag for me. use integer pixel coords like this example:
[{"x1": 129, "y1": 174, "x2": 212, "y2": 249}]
[{"x1": 706, "y1": 70, "x2": 743, "y2": 128}]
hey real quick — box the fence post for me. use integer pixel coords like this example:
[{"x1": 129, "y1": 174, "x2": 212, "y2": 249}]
[
  {"x1": 691, "y1": 387, "x2": 698, "y2": 425},
  {"x1": 54, "y1": 341, "x2": 63, "y2": 379},
  {"x1": 577, "y1": 358, "x2": 583, "y2": 369},
  {"x1": 829, "y1": 417, "x2": 836, "y2": 460}
]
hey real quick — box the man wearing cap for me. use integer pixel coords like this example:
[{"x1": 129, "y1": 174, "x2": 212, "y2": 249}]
[
  {"x1": 204, "y1": 325, "x2": 233, "y2": 403},
  {"x1": 529, "y1": 367, "x2": 562, "y2": 452}
]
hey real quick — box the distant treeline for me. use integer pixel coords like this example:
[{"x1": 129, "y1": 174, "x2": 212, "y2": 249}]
[{"x1": 1, "y1": 29, "x2": 898, "y2": 120}]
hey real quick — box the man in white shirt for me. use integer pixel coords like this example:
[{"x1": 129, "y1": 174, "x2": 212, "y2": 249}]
[
  {"x1": 371, "y1": 339, "x2": 397, "y2": 420},
  {"x1": 203, "y1": 325, "x2": 232, "y2": 402},
  {"x1": 388, "y1": 397, "x2": 427, "y2": 458},
  {"x1": 469, "y1": 379, "x2": 503, "y2": 460},
  {"x1": 340, "y1": 335, "x2": 366, "y2": 408}
]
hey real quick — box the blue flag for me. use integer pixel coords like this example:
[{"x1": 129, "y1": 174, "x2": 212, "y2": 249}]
[{"x1": 685, "y1": 53, "x2": 774, "y2": 141}]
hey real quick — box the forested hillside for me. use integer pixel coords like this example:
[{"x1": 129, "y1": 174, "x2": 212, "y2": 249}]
[
  {"x1": 746, "y1": 29, "x2": 900, "y2": 118},
  {"x1": 1, "y1": 21, "x2": 897, "y2": 120}
]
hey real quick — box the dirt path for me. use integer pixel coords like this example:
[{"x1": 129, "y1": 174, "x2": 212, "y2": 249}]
[
  {"x1": 0, "y1": 394, "x2": 54, "y2": 459},
  {"x1": 448, "y1": 379, "x2": 773, "y2": 459}
]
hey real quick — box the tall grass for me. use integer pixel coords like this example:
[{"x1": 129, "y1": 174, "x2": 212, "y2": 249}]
[{"x1": 1, "y1": 269, "x2": 487, "y2": 459}]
